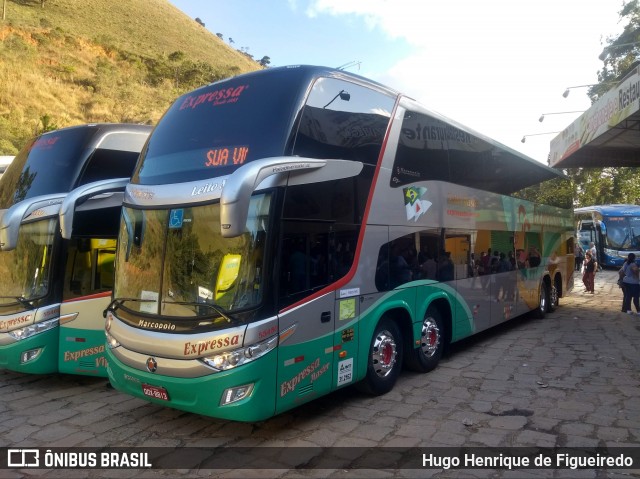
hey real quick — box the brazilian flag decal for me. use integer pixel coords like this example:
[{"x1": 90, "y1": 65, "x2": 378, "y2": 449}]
[{"x1": 403, "y1": 186, "x2": 432, "y2": 222}]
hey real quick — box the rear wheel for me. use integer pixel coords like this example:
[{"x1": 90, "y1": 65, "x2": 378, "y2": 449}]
[
  {"x1": 357, "y1": 317, "x2": 403, "y2": 395},
  {"x1": 534, "y1": 281, "x2": 549, "y2": 318},
  {"x1": 405, "y1": 307, "x2": 445, "y2": 373},
  {"x1": 549, "y1": 279, "x2": 559, "y2": 312}
]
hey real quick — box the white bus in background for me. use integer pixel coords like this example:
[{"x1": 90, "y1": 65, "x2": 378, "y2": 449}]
[{"x1": 0, "y1": 157, "x2": 14, "y2": 178}]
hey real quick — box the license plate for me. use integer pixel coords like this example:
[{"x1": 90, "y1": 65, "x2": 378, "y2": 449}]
[{"x1": 142, "y1": 384, "x2": 170, "y2": 401}]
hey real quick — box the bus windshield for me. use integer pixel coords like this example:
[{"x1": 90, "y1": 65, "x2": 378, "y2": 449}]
[
  {"x1": 114, "y1": 194, "x2": 271, "y2": 319},
  {"x1": 0, "y1": 127, "x2": 94, "y2": 208},
  {"x1": 0, "y1": 218, "x2": 56, "y2": 311},
  {"x1": 604, "y1": 216, "x2": 640, "y2": 250},
  {"x1": 131, "y1": 69, "x2": 308, "y2": 186}
]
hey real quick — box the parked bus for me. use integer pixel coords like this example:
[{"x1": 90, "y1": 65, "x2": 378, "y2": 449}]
[
  {"x1": 105, "y1": 66, "x2": 574, "y2": 421},
  {"x1": 0, "y1": 123, "x2": 151, "y2": 376},
  {"x1": 575, "y1": 205, "x2": 640, "y2": 268}
]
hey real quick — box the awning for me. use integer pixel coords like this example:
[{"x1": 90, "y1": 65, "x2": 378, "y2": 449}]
[{"x1": 549, "y1": 65, "x2": 640, "y2": 168}]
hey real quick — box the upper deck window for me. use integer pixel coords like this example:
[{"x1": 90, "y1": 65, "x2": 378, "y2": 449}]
[
  {"x1": 0, "y1": 127, "x2": 94, "y2": 208},
  {"x1": 132, "y1": 69, "x2": 308, "y2": 186},
  {"x1": 292, "y1": 77, "x2": 394, "y2": 165}
]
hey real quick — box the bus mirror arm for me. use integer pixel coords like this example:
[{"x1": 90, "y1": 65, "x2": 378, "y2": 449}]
[
  {"x1": 0, "y1": 193, "x2": 67, "y2": 251},
  {"x1": 59, "y1": 178, "x2": 129, "y2": 239},
  {"x1": 220, "y1": 157, "x2": 327, "y2": 238}
]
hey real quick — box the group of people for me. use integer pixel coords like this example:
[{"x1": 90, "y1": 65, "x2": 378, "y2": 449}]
[{"x1": 576, "y1": 241, "x2": 640, "y2": 312}]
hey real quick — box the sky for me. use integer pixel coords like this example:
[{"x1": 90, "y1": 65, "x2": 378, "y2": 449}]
[{"x1": 168, "y1": 0, "x2": 624, "y2": 165}]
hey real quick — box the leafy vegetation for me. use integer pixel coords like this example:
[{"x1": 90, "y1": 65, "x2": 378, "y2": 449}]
[
  {"x1": 564, "y1": 0, "x2": 640, "y2": 207},
  {"x1": 0, "y1": 0, "x2": 260, "y2": 154}
]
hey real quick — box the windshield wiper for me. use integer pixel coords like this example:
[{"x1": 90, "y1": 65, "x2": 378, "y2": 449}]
[
  {"x1": 161, "y1": 300, "x2": 236, "y2": 323},
  {"x1": 103, "y1": 297, "x2": 156, "y2": 318},
  {"x1": 0, "y1": 296, "x2": 36, "y2": 310}
]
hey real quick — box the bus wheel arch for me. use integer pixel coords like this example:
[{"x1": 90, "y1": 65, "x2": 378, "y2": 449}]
[
  {"x1": 357, "y1": 311, "x2": 408, "y2": 396},
  {"x1": 405, "y1": 299, "x2": 450, "y2": 373}
]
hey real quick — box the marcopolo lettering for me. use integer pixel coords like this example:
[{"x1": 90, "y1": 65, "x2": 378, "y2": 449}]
[
  {"x1": 183, "y1": 334, "x2": 241, "y2": 356},
  {"x1": 137, "y1": 319, "x2": 176, "y2": 331}
]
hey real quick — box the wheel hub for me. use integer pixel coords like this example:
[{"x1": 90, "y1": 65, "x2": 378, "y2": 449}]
[
  {"x1": 372, "y1": 331, "x2": 397, "y2": 378},
  {"x1": 421, "y1": 319, "x2": 440, "y2": 358}
]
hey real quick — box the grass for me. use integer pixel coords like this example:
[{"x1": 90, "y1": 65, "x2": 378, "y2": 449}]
[{"x1": 0, "y1": 0, "x2": 260, "y2": 154}]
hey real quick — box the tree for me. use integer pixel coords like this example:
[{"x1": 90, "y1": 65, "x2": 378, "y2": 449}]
[
  {"x1": 591, "y1": 0, "x2": 640, "y2": 100},
  {"x1": 563, "y1": 1, "x2": 640, "y2": 207},
  {"x1": 259, "y1": 56, "x2": 271, "y2": 67},
  {"x1": 216, "y1": 33, "x2": 223, "y2": 39},
  {"x1": 195, "y1": 17, "x2": 205, "y2": 27}
]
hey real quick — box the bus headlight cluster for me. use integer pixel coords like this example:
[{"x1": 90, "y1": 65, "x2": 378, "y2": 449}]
[
  {"x1": 105, "y1": 330, "x2": 121, "y2": 349},
  {"x1": 104, "y1": 313, "x2": 120, "y2": 349},
  {"x1": 201, "y1": 335, "x2": 277, "y2": 371},
  {"x1": 8, "y1": 318, "x2": 58, "y2": 341}
]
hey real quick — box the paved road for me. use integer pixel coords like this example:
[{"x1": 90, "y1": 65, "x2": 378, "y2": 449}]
[{"x1": 1, "y1": 269, "x2": 638, "y2": 478}]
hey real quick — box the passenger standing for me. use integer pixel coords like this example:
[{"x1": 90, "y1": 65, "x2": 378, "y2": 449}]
[
  {"x1": 574, "y1": 243, "x2": 584, "y2": 271},
  {"x1": 582, "y1": 251, "x2": 597, "y2": 294},
  {"x1": 620, "y1": 253, "x2": 640, "y2": 314}
]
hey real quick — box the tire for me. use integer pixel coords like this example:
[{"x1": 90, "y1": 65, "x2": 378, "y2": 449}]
[
  {"x1": 549, "y1": 279, "x2": 559, "y2": 312},
  {"x1": 533, "y1": 281, "x2": 549, "y2": 319},
  {"x1": 357, "y1": 317, "x2": 403, "y2": 395},
  {"x1": 405, "y1": 307, "x2": 445, "y2": 373}
]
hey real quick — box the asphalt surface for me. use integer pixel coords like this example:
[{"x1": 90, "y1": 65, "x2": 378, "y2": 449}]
[{"x1": 0, "y1": 269, "x2": 638, "y2": 478}]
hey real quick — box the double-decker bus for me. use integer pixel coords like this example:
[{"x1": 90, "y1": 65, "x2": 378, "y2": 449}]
[
  {"x1": 0, "y1": 123, "x2": 151, "y2": 375},
  {"x1": 105, "y1": 66, "x2": 574, "y2": 421},
  {"x1": 575, "y1": 205, "x2": 640, "y2": 268}
]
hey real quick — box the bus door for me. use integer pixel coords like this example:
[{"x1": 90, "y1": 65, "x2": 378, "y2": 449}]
[
  {"x1": 275, "y1": 228, "x2": 336, "y2": 414},
  {"x1": 59, "y1": 238, "x2": 115, "y2": 376},
  {"x1": 57, "y1": 178, "x2": 128, "y2": 376}
]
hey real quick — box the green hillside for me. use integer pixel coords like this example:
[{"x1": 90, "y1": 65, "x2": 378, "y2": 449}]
[{"x1": 0, "y1": 0, "x2": 260, "y2": 154}]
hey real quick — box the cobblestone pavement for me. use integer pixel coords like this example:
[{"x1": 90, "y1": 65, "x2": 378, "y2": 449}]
[{"x1": 1, "y1": 270, "x2": 638, "y2": 478}]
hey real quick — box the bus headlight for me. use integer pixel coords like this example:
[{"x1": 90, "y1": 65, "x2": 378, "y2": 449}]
[
  {"x1": 8, "y1": 318, "x2": 58, "y2": 341},
  {"x1": 200, "y1": 335, "x2": 278, "y2": 371},
  {"x1": 104, "y1": 313, "x2": 120, "y2": 349},
  {"x1": 105, "y1": 330, "x2": 121, "y2": 349}
]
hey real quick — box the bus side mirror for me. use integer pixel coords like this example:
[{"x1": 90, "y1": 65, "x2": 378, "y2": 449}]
[
  {"x1": 59, "y1": 178, "x2": 129, "y2": 239},
  {"x1": 219, "y1": 157, "x2": 326, "y2": 238},
  {"x1": 0, "y1": 193, "x2": 65, "y2": 251}
]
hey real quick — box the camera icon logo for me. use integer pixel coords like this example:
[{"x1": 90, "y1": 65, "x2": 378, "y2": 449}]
[{"x1": 7, "y1": 449, "x2": 39, "y2": 467}]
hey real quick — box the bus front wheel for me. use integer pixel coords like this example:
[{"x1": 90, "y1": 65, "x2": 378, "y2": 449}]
[
  {"x1": 358, "y1": 317, "x2": 403, "y2": 395},
  {"x1": 405, "y1": 307, "x2": 444, "y2": 373}
]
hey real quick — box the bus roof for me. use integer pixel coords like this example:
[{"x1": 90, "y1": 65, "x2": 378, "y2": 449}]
[
  {"x1": 158, "y1": 65, "x2": 566, "y2": 194},
  {"x1": 575, "y1": 204, "x2": 640, "y2": 216}
]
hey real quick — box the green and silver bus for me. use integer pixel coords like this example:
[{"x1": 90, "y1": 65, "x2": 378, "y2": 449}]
[
  {"x1": 105, "y1": 66, "x2": 574, "y2": 421},
  {"x1": 0, "y1": 123, "x2": 151, "y2": 375}
]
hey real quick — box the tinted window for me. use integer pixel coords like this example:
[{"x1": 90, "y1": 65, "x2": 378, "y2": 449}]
[
  {"x1": 292, "y1": 77, "x2": 394, "y2": 165},
  {"x1": 0, "y1": 128, "x2": 93, "y2": 207},
  {"x1": 132, "y1": 69, "x2": 309, "y2": 185},
  {"x1": 393, "y1": 108, "x2": 570, "y2": 205},
  {"x1": 77, "y1": 148, "x2": 140, "y2": 185},
  {"x1": 278, "y1": 173, "x2": 368, "y2": 307}
]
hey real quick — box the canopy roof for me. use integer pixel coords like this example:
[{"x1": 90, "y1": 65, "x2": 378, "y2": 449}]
[{"x1": 549, "y1": 65, "x2": 640, "y2": 168}]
